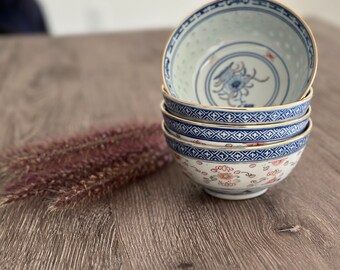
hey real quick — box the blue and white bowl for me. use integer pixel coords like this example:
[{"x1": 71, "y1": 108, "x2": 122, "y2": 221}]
[
  {"x1": 162, "y1": 0, "x2": 317, "y2": 109},
  {"x1": 162, "y1": 101, "x2": 311, "y2": 146},
  {"x1": 163, "y1": 87, "x2": 313, "y2": 124},
  {"x1": 162, "y1": 119, "x2": 312, "y2": 200}
]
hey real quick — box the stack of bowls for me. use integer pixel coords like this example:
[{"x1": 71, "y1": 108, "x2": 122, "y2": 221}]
[{"x1": 160, "y1": 0, "x2": 318, "y2": 200}]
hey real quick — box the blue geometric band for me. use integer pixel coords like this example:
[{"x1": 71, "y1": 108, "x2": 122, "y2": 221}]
[
  {"x1": 164, "y1": 96, "x2": 310, "y2": 124},
  {"x1": 163, "y1": 113, "x2": 309, "y2": 143},
  {"x1": 165, "y1": 134, "x2": 310, "y2": 162}
]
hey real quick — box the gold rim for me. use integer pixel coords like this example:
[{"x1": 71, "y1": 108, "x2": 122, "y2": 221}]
[
  {"x1": 161, "y1": 101, "x2": 311, "y2": 129},
  {"x1": 162, "y1": 86, "x2": 313, "y2": 111},
  {"x1": 161, "y1": 0, "x2": 318, "y2": 108},
  {"x1": 162, "y1": 119, "x2": 312, "y2": 151}
]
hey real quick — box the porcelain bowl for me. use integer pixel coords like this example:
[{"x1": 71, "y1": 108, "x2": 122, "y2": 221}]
[
  {"x1": 163, "y1": 86, "x2": 313, "y2": 124},
  {"x1": 166, "y1": 131, "x2": 275, "y2": 148},
  {"x1": 162, "y1": 0, "x2": 317, "y2": 109},
  {"x1": 162, "y1": 119, "x2": 312, "y2": 200},
  {"x1": 162, "y1": 101, "x2": 310, "y2": 146}
]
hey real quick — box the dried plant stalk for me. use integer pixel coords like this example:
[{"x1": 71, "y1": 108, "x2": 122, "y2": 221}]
[
  {"x1": 49, "y1": 147, "x2": 172, "y2": 210},
  {"x1": 1, "y1": 123, "x2": 157, "y2": 161},
  {"x1": 2, "y1": 130, "x2": 165, "y2": 200},
  {"x1": 0, "y1": 123, "x2": 160, "y2": 179},
  {"x1": 0, "y1": 122, "x2": 172, "y2": 209}
]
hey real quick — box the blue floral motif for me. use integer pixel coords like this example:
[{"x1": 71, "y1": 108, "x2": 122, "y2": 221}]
[
  {"x1": 213, "y1": 62, "x2": 269, "y2": 107},
  {"x1": 163, "y1": 0, "x2": 316, "y2": 96}
]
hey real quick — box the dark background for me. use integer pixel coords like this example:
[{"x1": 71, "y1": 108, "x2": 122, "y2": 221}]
[{"x1": 0, "y1": 0, "x2": 46, "y2": 34}]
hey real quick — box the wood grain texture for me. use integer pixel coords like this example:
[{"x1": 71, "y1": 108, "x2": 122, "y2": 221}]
[{"x1": 0, "y1": 19, "x2": 339, "y2": 270}]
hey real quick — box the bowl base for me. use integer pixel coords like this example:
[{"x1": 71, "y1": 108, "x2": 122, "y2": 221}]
[{"x1": 204, "y1": 188, "x2": 268, "y2": 200}]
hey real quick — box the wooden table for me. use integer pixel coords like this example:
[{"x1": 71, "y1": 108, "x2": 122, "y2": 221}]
[{"x1": 0, "y1": 19, "x2": 339, "y2": 270}]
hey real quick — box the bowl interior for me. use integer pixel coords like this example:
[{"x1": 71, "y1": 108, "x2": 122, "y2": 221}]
[{"x1": 163, "y1": 0, "x2": 316, "y2": 108}]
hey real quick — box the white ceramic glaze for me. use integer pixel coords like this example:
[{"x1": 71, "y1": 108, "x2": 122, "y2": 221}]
[
  {"x1": 175, "y1": 149, "x2": 304, "y2": 200},
  {"x1": 162, "y1": 120, "x2": 312, "y2": 200},
  {"x1": 162, "y1": 0, "x2": 317, "y2": 108}
]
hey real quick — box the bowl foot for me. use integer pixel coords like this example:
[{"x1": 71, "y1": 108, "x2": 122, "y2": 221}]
[{"x1": 204, "y1": 188, "x2": 268, "y2": 200}]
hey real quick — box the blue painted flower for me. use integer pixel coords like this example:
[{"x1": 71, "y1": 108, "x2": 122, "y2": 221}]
[
  {"x1": 228, "y1": 75, "x2": 247, "y2": 93},
  {"x1": 212, "y1": 61, "x2": 269, "y2": 107}
]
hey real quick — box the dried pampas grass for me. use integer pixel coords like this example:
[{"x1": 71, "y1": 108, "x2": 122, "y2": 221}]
[{"x1": 0, "y1": 122, "x2": 172, "y2": 210}]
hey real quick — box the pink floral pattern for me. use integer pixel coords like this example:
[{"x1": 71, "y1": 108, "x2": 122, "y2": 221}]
[
  {"x1": 175, "y1": 150, "x2": 304, "y2": 190},
  {"x1": 270, "y1": 158, "x2": 287, "y2": 166},
  {"x1": 218, "y1": 172, "x2": 235, "y2": 181}
]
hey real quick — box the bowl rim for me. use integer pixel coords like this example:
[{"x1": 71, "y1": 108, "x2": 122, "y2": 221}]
[
  {"x1": 162, "y1": 118, "x2": 312, "y2": 151},
  {"x1": 161, "y1": 101, "x2": 311, "y2": 129},
  {"x1": 162, "y1": 86, "x2": 313, "y2": 112},
  {"x1": 161, "y1": 0, "x2": 318, "y2": 109}
]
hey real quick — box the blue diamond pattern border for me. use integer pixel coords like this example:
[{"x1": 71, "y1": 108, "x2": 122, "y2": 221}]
[
  {"x1": 164, "y1": 96, "x2": 310, "y2": 124},
  {"x1": 163, "y1": 114, "x2": 309, "y2": 142},
  {"x1": 166, "y1": 134, "x2": 310, "y2": 162}
]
